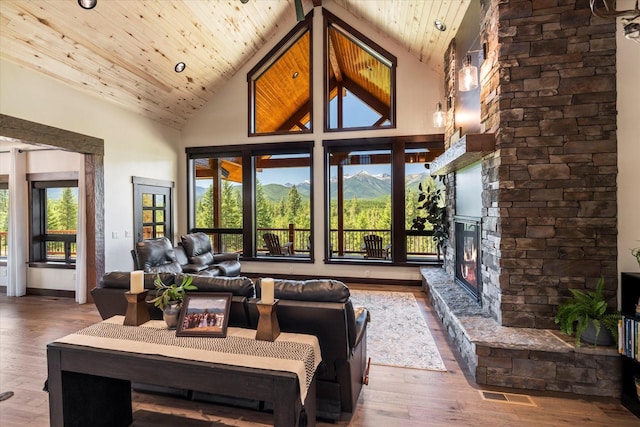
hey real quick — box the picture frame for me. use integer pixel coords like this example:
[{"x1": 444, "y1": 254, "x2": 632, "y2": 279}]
[{"x1": 176, "y1": 293, "x2": 232, "y2": 338}]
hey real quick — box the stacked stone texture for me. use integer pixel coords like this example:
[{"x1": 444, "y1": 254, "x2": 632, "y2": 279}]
[{"x1": 480, "y1": 0, "x2": 618, "y2": 328}]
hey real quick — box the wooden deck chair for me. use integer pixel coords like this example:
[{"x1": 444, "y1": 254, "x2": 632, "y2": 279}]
[
  {"x1": 362, "y1": 234, "x2": 391, "y2": 259},
  {"x1": 263, "y1": 233, "x2": 293, "y2": 256}
]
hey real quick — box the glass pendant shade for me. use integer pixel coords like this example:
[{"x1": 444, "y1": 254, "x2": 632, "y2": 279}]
[
  {"x1": 432, "y1": 102, "x2": 445, "y2": 128},
  {"x1": 459, "y1": 54, "x2": 478, "y2": 92}
]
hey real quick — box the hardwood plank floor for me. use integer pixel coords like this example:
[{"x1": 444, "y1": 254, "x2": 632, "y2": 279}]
[{"x1": 0, "y1": 288, "x2": 638, "y2": 426}]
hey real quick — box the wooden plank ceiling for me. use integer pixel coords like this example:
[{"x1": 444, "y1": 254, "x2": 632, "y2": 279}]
[{"x1": 0, "y1": 0, "x2": 469, "y2": 130}]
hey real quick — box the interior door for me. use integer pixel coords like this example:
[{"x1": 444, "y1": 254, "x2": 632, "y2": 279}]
[{"x1": 133, "y1": 177, "x2": 173, "y2": 244}]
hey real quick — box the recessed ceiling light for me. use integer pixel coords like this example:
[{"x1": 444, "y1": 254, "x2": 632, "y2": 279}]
[
  {"x1": 78, "y1": 0, "x2": 97, "y2": 9},
  {"x1": 175, "y1": 62, "x2": 186, "y2": 73},
  {"x1": 434, "y1": 19, "x2": 447, "y2": 32}
]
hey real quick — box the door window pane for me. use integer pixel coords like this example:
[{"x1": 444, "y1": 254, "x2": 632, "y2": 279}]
[{"x1": 142, "y1": 193, "x2": 153, "y2": 207}]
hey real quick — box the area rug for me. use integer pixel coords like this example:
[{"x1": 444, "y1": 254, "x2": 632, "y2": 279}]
[{"x1": 349, "y1": 290, "x2": 446, "y2": 371}]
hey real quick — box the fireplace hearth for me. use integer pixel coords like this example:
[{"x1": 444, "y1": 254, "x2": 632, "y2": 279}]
[{"x1": 455, "y1": 217, "x2": 481, "y2": 304}]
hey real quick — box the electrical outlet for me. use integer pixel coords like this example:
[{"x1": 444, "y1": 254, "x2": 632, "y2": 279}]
[{"x1": 112, "y1": 231, "x2": 118, "y2": 239}]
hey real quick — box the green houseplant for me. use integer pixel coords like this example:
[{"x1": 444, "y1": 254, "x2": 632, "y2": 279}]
[
  {"x1": 149, "y1": 274, "x2": 197, "y2": 328},
  {"x1": 411, "y1": 176, "x2": 449, "y2": 259},
  {"x1": 554, "y1": 277, "x2": 620, "y2": 348}
]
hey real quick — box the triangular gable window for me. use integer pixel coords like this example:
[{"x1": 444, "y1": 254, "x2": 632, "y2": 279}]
[
  {"x1": 324, "y1": 10, "x2": 396, "y2": 131},
  {"x1": 248, "y1": 14, "x2": 313, "y2": 136}
]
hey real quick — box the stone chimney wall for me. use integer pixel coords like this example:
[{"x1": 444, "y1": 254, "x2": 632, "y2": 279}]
[{"x1": 448, "y1": 0, "x2": 619, "y2": 328}]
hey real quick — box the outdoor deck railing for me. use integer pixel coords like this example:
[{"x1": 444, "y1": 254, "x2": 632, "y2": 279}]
[
  {"x1": 0, "y1": 230, "x2": 76, "y2": 261},
  {"x1": 194, "y1": 224, "x2": 438, "y2": 259}
]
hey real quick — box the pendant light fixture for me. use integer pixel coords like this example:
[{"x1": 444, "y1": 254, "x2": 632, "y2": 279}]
[
  {"x1": 459, "y1": 54, "x2": 478, "y2": 92},
  {"x1": 432, "y1": 102, "x2": 445, "y2": 128},
  {"x1": 294, "y1": 0, "x2": 304, "y2": 21}
]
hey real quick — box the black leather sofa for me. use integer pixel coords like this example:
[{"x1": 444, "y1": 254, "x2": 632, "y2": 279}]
[
  {"x1": 132, "y1": 234, "x2": 241, "y2": 277},
  {"x1": 90, "y1": 274, "x2": 369, "y2": 420}
]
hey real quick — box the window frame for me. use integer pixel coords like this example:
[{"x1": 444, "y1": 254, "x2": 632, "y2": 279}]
[
  {"x1": 323, "y1": 135, "x2": 444, "y2": 266},
  {"x1": 323, "y1": 9, "x2": 397, "y2": 133},
  {"x1": 247, "y1": 13, "x2": 314, "y2": 137},
  {"x1": 28, "y1": 172, "x2": 79, "y2": 268},
  {"x1": 186, "y1": 142, "x2": 314, "y2": 261}
]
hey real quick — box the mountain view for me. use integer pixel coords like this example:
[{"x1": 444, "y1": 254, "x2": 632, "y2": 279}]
[{"x1": 196, "y1": 170, "x2": 430, "y2": 203}]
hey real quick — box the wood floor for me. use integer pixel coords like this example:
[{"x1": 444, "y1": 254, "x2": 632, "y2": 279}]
[{"x1": 0, "y1": 286, "x2": 638, "y2": 427}]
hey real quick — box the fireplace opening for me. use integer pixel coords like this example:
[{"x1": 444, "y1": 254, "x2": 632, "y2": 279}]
[{"x1": 455, "y1": 217, "x2": 481, "y2": 304}]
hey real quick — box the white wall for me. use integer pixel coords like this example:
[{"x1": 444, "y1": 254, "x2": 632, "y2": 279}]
[
  {"x1": 180, "y1": 4, "x2": 445, "y2": 282},
  {"x1": 616, "y1": 3, "x2": 640, "y2": 277},
  {"x1": 0, "y1": 59, "x2": 181, "y2": 291}
]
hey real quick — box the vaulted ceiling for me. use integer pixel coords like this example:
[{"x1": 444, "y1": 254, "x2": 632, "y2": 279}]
[{"x1": 0, "y1": 0, "x2": 470, "y2": 130}]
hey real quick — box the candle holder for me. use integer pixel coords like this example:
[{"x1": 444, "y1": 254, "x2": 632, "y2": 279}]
[
  {"x1": 123, "y1": 290, "x2": 150, "y2": 326},
  {"x1": 255, "y1": 299, "x2": 280, "y2": 341}
]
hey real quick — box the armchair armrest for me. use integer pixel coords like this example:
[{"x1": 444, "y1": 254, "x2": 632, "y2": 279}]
[
  {"x1": 353, "y1": 307, "x2": 369, "y2": 348},
  {"x1": 181, "y1": 263, "x2": 209, "y2": 274}
]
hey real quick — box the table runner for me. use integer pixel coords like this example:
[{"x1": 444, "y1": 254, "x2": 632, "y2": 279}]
[{"x1": 54, "y1": 316, "x2": 321, "y2": 401}]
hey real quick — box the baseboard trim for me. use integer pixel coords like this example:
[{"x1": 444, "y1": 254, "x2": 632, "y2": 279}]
[
  {"x1": 242, "y1": 273, "x2": 421, "y2": 287},
  {"x1": 0, "y1": 286, "x2": 75, "y2": 299}
]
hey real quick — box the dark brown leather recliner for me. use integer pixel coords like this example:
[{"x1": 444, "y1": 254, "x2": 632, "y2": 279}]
[
  {"x1": 248, "y1": 279, "x2": 369, "y2": 420},
  {"x1": 132, "y1": 235, "x2": 241, "y2": 277},
  {"x1": 180, "y1": 232, "x2": 241, "y2": 277}
]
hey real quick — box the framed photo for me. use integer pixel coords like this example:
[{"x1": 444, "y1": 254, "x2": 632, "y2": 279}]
[{"x1": 176, "y1": 293, "x2": 232, "y2": 337}]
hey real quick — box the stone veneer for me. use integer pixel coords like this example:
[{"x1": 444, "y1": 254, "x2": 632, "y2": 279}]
[
  {"x1": 444, "y1": 0, "x2": 619, "y2": 328},
  {"x1": 429, "y1": 0, "x2": 621, "y2": 398}
]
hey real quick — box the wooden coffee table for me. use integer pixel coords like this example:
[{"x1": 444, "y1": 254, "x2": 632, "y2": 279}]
[{"x1": 47, "y1": 317, "x2": 320, "y2": 427}]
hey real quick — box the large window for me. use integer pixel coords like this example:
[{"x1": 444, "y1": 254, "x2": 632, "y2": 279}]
[
  {"x1": 191, "y1": 154, "x2": 244, "y2": 253},
  {"x1": 328, "y1": 148, "x2": 392, "y2": 260},
  {"x1": 255, "y1": 152, "x2": 311, "y2": 257},
  {"x1": 248, "y1": 15, "x2": 312, "y2": 136},
  {"x1": 324, "y1": 136, "x2": 444, "y2": 264},
  {"x1": 187, "y1": 143, "x2": 313, "y2": 260},
  {"x1": 29, "y1": 176, "x2": 78, "y2": 265},
  {"x1": 324, "y1": 10, "x2": 396, "y2": 131}
]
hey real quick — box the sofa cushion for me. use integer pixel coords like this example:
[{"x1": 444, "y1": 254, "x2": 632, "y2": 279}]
[
  {"x1": 259, "y1": 279, "x2": 350, "y2": 303},
  {"x1": 151, "y1": 261, "x2": 183, "y2": 274},
  {"x1": 183, "y1": 275, "x2": 255, "y2": 298},
  {"x1": 181, "y1": 232, "x2": 212, "y2": 258},
  {"x1": 190, "y1": 252, "x2": 214, "y2": 266},
  {"x1": 135, "y1": 237, "x2": 178, "y2": 273}
]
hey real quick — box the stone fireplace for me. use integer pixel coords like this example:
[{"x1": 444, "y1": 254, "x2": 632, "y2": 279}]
[{"x1": 422, "y1": 0, "x2": 621, "y2": 398}]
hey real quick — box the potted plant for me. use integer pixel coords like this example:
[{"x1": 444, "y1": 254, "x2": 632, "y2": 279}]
[
  {"x1": 554, "y1": 277, "x2": 620, "y2": 348},
  {"x1": 411, "y1": 175, "x2": 449, "y2": 260},
  {"x1": 149, "y1": 274, "x2": 197, "y2": 328}
]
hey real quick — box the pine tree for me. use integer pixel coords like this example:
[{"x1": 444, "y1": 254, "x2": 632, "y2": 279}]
[
  {"x1": 286, "y1": 185, "x2": 302, "y2": 225},
  {"x1": 0, "y1": 189, "x2": 8, "y2": 232},
  {"x1": 196, "y1": 183, "x2": 214, "y2": 228},
  {"x1": 255, "y1": 179, "x2": 272, "y2": 228}
]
